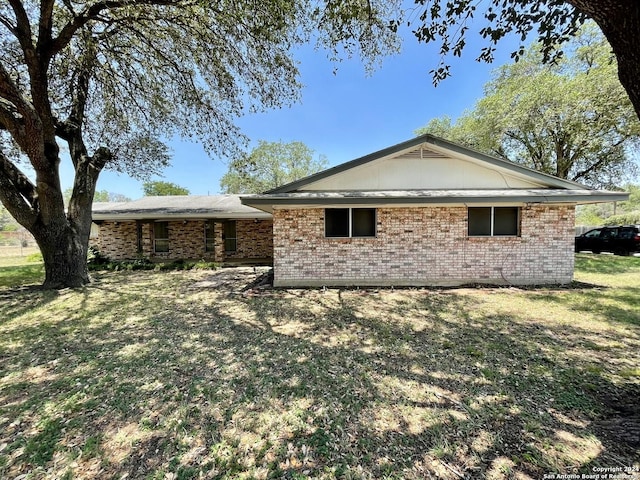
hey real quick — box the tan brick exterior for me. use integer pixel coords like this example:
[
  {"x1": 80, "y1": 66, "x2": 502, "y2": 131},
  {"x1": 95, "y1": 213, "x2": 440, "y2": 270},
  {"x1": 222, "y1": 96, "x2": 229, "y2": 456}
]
[
  {"x1": 94, "y1": 219, "x2": 272, "y2": 262},
  {"x1": 273, "y1": 205, "x2": 575, "y2": 287}
]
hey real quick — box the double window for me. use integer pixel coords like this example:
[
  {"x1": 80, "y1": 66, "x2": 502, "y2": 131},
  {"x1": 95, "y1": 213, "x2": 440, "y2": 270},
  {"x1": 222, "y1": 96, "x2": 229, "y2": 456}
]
[
  {"x1": 154, "y1": 222, "x2": 169, "y2": 252},
  {"x1": 468, "y1": 207, "x2": 519, "y2": 237},
  {"x1": 325, "y1": 208, "x2": 376, "y2": 238}
]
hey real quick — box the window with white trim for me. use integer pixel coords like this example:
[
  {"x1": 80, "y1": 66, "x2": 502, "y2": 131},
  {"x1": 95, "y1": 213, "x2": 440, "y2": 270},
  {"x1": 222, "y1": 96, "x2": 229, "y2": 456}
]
[
  {"x1": 468, "y1": 207, "x2": 520, "y2": 236},
  {"x1": 325, "y1": 208, "x2": 376, "y2": 238}
]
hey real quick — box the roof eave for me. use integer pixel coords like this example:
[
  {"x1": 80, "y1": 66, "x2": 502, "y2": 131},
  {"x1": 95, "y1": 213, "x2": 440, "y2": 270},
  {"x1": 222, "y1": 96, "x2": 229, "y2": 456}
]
[
  {"x1": 92, "y1": 211, "x2": 272, "y2": 221},
  {"x1": 241, "y1": 191, "x2": 628, "y2": 212}
]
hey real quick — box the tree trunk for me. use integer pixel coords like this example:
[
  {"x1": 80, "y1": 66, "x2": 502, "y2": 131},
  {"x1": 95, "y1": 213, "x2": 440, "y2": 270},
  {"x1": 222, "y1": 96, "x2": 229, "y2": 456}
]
[{"x1": 35, "y1": 224, "x2": 91, "y2": 289}]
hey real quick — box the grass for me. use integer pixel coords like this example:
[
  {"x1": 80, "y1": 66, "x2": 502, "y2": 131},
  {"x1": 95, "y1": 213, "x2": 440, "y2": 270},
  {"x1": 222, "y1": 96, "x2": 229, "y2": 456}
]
[
  {"x1": 0, "y1": 253, "x2": 638, "y2": 479},
  {"x1": 0, "y1": 247, "x2": 44, "y2": 288}
]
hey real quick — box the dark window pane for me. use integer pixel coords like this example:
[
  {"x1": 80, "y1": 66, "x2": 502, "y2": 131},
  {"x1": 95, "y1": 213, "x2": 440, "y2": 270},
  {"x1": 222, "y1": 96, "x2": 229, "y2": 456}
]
[
  {"x1": 205, "y1": 221, "x2": 215, "y2": 252},
  {"x1": 154, "y1": 222, "x2": 169, "y2": 252},
  {"x1": 224, "y1": 239, "x2": 236, "y2": 252},
  {"x1": 136, "y1": 222, "x2": 143, "y2": 253},
  {"x1": 223, "y1": 221, "x2": 237, "y2": 252},
  {"x1": 154, "y1": 239, "x2": 169, "y2": 253},
  {"x1": 325, "y1": 209, "x2": 349, "y2": 237},
  {"x1": 352, "y1": 208, "x2": 376, "y2": 237},
  {"x1": 154, "y1": 222, "x2": 168, "y2": 239},
  {"x1": 468, "y1": 207, "x2": 491, "y2": 236},
  {"x1": 494, "y1": 207, "x2": 519, "y2": 236}
]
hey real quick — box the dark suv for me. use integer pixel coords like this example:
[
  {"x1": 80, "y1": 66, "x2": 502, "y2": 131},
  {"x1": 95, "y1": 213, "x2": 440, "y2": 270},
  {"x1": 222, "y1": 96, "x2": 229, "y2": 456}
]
[{"x1": 575, "y1": 226, "x2": 640, "y2": 255}]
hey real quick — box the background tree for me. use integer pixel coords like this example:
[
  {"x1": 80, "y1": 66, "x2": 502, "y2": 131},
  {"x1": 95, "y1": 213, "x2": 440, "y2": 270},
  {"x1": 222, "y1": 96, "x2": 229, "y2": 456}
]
[
  {"x1": 142, "y1": 181, "x2": 190, "y2": 196},
  {"x1": 63, "y1": 187, "x2": 130, "y2": 204},
  {"x1": 402, "y1": 1, "x2": 640, "y2": 122},
  {"x1": 416, "y1": 25, "x2": 640, "y2": 188},
  {"x1": 576, "y1": 183, "x2": 640, "y2": 226},
  {"x1": 0, "y1": 0, "x2": 398, "y2": 288},
  {"x1": 220, "y1": 141, "x2": 328, "y2": 194}
]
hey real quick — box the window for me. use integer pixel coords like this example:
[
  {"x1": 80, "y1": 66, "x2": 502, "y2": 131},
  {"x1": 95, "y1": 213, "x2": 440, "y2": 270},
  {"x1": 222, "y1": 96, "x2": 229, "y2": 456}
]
[
  {"x1": 468, "y1": 207, "x2": 519, "y2": 236},
  {"x1": 136, "y1": 221, "x2": 143, "y2": 253},
  {"x1": 154, "y1": 222, "x2": 169, "y2": 252},
  {"x1": 584, "y1": 228, "x2": 603, "y2": 238},
  {"x1": 325, "y1": 208, "x2": 376, "y2": 238},
  {"x1": 205, "y1": 221, "x2": 215, "y2": 252},
  {"x1": 223, "y1": 221, "x2": 237, "y2": 252}
]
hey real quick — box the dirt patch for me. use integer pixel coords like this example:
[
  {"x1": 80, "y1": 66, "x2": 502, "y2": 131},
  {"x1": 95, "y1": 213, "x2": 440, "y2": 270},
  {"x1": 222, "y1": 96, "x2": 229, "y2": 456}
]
[{"x1": 190, "y1": 266, "x2": 272, "y2": 293}]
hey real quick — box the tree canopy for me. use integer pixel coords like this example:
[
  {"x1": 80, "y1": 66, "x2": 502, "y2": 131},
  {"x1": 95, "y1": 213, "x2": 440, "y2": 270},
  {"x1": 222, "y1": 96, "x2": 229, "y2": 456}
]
[
  {"x1": 63, "y1": 187, "x2": 130, "y2": 204},
  {"x1": 220, "y1": 141, "x2": 328, "y2": 194},
  {"x1": 416, "y1": 24, "x2": 640, "y2": 188},
  {"x1": 403, "y1": 1, "x2": 640, "y2": 122},
  {"x1": 143, "y1": 181, "x2": 190, "y2": 196},
  {"x1": 0, "y1": 0, "x2": 398, "y2": 287}
]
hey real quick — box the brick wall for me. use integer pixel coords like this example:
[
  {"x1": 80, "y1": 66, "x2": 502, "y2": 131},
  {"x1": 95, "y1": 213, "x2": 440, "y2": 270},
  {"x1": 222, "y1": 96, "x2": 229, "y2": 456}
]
[
  {"x1": 95, "y1": 219, "x2": 273, "y2": 262},
  {"x1": 273, "y1": 205, "x2": 575, "y2": 287},
  {"x1": 225, "y1": 219, "x2": 274, "y2": 260},
  {"x1": 94, "y1": 221, "x2": 140, "y2": 260}
]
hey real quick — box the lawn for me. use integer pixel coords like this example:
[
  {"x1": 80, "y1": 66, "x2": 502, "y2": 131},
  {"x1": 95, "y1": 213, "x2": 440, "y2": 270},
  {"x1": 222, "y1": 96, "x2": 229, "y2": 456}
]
[
  {"x1": 0, "y1": 254, "x2": 638, "y2": 479},
  {"x1": 0, "y1": 248, "x2": 43, "y2": 288}
]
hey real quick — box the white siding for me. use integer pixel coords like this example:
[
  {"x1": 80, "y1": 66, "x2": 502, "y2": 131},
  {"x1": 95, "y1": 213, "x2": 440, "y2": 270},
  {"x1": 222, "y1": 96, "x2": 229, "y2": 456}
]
[{"x1": 303, "y1": 147, "x2": 546, "y2": 191}]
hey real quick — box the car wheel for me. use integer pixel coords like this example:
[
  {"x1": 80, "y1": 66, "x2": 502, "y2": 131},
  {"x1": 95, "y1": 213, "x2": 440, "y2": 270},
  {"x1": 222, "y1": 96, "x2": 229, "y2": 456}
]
[
  {"x1": 617, "y1": 249, "x2": 631, "y2": 256},
  {"x1": 592, "y1": 250, "x2": 601, "y2": 254}
]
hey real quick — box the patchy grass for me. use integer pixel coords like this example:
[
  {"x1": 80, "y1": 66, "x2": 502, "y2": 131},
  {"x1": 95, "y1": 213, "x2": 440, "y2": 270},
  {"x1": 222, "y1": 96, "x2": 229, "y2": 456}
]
[{"x1": 0, "y1": 254, "x2": 638, "y2": 479}]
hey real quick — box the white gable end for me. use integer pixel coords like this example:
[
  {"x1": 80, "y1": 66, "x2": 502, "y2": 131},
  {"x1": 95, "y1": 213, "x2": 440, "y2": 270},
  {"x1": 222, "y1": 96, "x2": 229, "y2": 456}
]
[{"x1": 302, "y1": 145, "x2": 548, "y2": 191}]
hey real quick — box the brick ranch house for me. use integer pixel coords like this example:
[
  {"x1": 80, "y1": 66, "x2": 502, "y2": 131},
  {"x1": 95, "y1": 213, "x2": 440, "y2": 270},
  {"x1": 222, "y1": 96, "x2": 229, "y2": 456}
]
[
  {"x1": 240, "y1": 134, "x2": 626, "y2": 287},
  {"x1": 92, "y1": 195, "x2": 273, "y2": 264}
]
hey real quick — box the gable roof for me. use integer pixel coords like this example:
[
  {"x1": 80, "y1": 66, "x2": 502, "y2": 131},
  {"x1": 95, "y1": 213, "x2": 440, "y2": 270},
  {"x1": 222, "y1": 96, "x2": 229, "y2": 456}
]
[
  {"x1": 92, "y1": 195, "x2": 271, "y2": 221},
  {"x1": 266, "y1": 134, "x2": 588, "y2": 193},
  {"x1": 241, "y1": 134, "x2": 628, "y2": 213}
]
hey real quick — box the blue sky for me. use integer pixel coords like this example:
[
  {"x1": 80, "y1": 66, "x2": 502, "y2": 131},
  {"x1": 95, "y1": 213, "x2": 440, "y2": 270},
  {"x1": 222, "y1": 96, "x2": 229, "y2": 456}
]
[{"x1": 73, "y1": 31, "x2": 521, "y2": 199}]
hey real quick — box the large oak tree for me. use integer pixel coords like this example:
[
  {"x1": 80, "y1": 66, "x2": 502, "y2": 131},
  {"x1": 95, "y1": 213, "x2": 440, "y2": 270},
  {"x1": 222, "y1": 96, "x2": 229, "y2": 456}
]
[{"x1": 0, "y1": 0, "x2": 397, "y2": 288}]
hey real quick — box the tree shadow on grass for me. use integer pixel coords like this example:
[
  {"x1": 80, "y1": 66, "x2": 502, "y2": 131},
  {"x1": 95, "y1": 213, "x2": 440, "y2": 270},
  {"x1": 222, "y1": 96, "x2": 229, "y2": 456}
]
[{"x1": 0, "y1": 273, "x2": 639, "y2": 479}]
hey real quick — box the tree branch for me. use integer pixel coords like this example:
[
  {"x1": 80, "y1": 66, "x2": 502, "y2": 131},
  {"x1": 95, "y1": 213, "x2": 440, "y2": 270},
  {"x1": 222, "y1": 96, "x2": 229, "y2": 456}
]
[
  {"x1": 0, "y1": 100, "x2": 19, "y2": 133},
  {"x1": 38, "y1": 0, "x2": 57, "y2": 52},
  {"x1": 0, "y1": 64, "x2": 41, "y2": 155},
  {"x1": 572, "y1": 154, "x2": 611, "y2": 182},
  {"x1": 0, "y1": 148, "x2": 38, "y2": 228},
  {"x1": 7, "y1": 0, "x2": 34, "y2": 54},
  {"x1": 0, "y1": 13, "x2": 18, "y2": 34},
  {"x1": 48, "y1": 0, "x2": 181, "y2": 57}
]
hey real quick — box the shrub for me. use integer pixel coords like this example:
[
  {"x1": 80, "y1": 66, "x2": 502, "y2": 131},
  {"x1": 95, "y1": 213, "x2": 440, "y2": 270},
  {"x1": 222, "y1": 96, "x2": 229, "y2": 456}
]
[
  {"x1": 88, "y1": 257, "x2": 218, "y2": 272},
  {"x1": 87, "y1": 246, "x2": 110, "y2": 265},
  {"x1": 602, "y1": 211, "x2": 640, "y2": 226}
]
